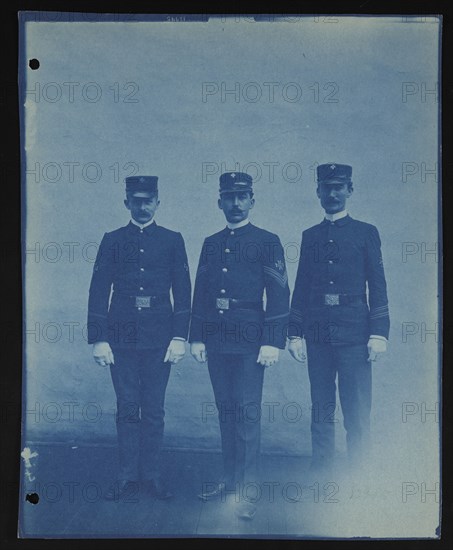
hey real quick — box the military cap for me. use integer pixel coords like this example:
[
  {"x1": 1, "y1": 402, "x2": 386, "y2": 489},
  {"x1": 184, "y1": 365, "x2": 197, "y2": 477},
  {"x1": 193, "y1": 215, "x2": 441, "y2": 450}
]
[
  {"x1": 317, "y1": 163, "x2": 352, "y2": 184},
  {"x1": 125, "y1": 175, "x2": 158, "y2": 195},
  {"x1": 219, "y1": 172, "x2": 253, "y2": 194}
]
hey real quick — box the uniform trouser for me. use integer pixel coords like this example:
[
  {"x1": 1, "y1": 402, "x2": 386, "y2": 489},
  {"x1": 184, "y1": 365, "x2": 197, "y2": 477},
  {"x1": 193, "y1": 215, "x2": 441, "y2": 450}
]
[
  {"x1": 207, "y1": 352, "x2": 265, "y2": 488},
  {"x1": 109, "y1": 347, "x2": 171, "y2": 482},
  {"x1": 306, "y1": 342, "x2": 371, "y2": 468}
]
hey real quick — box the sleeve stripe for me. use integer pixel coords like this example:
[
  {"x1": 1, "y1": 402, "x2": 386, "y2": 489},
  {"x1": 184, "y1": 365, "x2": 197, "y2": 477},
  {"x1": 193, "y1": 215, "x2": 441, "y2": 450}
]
[
  {"x1": 290, "y1": 315, "x2": 304, "y2": 322},
  {"x1": 370, "y1": 312, "x2": 390, "y2": 319},
  {"x1": 265, "y1": 313, "x2": 289, "y2": 322},
  {"x1": 174, "y1": 309, "x2": 190, "y2": 316},
  {"x1": 263, "y1": 266, "x2": 288, "y2": 288},
  {"x1": 89, "y1": 312, "x2": 108, "y2": 319},
  {"x1": 290, "y1": 308, "x2": 304, "y2": 321},
  {"x1": 191, "y1": 313, "x2": 205, "y2": 321},
  {"x1": 370, "y1": 307, "x2": 389, "y2": 315}
]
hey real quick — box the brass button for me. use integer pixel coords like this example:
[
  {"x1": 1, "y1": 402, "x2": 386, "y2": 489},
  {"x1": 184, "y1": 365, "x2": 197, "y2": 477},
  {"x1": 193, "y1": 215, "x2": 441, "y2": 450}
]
[
  {"x1": 222, "y1": 267, "x2": 228, "y2": 273},
  {"x1": 220, "y1": 289, "x2": 226, "y2": 294}
]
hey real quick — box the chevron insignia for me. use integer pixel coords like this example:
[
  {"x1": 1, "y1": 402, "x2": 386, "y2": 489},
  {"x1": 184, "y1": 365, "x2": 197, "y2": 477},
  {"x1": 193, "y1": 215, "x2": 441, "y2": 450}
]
[{"x1": 263, "y1": 265, "x2": 288, "y2": 288}]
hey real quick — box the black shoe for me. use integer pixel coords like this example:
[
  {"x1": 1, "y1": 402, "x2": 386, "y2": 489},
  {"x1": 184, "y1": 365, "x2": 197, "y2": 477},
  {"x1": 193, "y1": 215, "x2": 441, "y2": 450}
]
[
  {"x1": 197, "y1": 482, "x2": 226, "y2": 501},
  {"x1": 104, "y1": 480, "x2": 139, "y2": 501},
  {"x1": 144, "y1": 478, "x2": 174, "y2": 500}
]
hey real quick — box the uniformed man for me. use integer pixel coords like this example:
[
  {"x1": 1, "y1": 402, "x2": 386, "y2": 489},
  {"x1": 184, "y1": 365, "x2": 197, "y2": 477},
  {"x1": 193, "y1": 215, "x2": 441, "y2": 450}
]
[
  {"x1": 87, "y1": 176, "x2": 191, "y2": 500},
  {"x1": 189, "y1": 172, "x2": 290, "y2": 520},
  {"x1": 288, "y1": 163, "x2": 389, "y2": 473}
]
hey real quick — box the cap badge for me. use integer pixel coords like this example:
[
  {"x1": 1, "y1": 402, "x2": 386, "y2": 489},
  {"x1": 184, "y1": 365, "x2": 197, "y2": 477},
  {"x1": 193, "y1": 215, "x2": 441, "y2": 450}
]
[
  {"x1": 330, "y1": 164, "x2": 336, "y2": 170},
  {"x1": 231, "y1": 173, "x2": 236, "y2": 178}
]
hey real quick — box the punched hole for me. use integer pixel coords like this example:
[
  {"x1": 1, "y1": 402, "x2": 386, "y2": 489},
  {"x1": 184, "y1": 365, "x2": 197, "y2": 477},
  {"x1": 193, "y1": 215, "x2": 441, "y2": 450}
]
[{"x1": 25, "y1": 492, "x2": 39, "y2": 504}]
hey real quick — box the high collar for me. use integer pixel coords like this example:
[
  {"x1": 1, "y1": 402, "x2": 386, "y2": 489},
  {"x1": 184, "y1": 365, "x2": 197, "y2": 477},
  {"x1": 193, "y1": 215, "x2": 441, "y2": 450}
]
[
  {"x1": 223, "y1": 221, "x2": 253, "y2": 236},
  {"x1": 321, "y1": 214, "x2": 352, "y2": 227},
  {"x1": 130, "y1": 218, "x2": 155, "y2": 230},
  {"x1": 325, "y1": 210, "x2": 348, "y2": 222},
  {"x1": 127, "y1": 220, "x2": 157, "y2": 234},
  {"x1": 227, "y1": 219, "x2": 251, "y2": 230}
]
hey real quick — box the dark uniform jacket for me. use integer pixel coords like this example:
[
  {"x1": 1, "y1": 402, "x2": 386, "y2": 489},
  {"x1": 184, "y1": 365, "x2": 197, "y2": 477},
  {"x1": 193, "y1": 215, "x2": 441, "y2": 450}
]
[
  {"x1": 87, "y1": 221, "x2": 191, "y2": 350},
  {"x1": 189, "y1": 223, "x2": 290, "y2": 354},
  {"x1": 288, "y1": 215, "x2": 389, "y2": 345}
]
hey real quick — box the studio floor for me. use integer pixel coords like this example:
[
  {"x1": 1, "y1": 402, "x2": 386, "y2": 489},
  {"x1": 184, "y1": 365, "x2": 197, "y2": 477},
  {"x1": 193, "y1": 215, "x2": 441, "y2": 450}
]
[{"x1": 18, "y1": 442, "x2": 439, "y2": 539}]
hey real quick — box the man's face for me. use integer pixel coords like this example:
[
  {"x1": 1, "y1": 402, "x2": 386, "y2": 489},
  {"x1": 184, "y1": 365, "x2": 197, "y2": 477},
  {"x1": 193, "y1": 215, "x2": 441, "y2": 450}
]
[
  {"x1": 124, "y1": 192, "x2": 160, "y2": 224},
  {"x1": 316, "y1": 182, "x2": 352, "y2": 214},
  {"x1": 218, "y1": 191, "x2": 255, "y2": 223}
]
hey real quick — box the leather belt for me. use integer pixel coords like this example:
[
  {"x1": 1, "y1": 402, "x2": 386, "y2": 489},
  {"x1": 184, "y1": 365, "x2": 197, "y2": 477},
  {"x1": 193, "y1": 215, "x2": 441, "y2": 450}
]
[
  {"x1": 310, "y1": 294, "x2": 367, "y2": 307},
  {"x1": 113, "y1": 294, "x2": 169, "y2": 308},
  {"x1": 215, "y1": 298, "x2": 263, "y2": 311}
]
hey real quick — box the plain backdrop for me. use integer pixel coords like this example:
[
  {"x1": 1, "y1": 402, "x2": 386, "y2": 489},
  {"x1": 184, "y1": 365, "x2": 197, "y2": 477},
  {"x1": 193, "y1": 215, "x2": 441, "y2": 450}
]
[{"x1": 20, "y1": 15, "x2": 440, "y2": 537}]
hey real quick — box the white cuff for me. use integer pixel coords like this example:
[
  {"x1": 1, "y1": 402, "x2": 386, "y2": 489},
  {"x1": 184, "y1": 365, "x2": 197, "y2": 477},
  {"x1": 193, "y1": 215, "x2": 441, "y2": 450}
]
[{"x1": 369, "y1": 335, "x2": 388, "y2": 342}]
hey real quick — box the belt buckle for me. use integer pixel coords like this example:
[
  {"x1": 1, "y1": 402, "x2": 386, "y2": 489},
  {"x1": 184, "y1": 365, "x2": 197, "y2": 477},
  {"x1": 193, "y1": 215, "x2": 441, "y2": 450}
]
[
  {"x1": 324, "y1": 294, "x2": 340, "y2": 306},
  {"x1": 135, "y1": 296, "x2": 151, "y2": 308},
  {"x1": 216, "y1": 298, "x2": 230, "y2": 310}
]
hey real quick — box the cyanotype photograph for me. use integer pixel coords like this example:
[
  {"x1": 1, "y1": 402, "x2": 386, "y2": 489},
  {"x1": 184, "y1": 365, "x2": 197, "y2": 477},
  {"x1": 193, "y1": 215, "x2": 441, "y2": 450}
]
[{"x1": 18, "y1": 13, "x2": 441, "y2": 539}]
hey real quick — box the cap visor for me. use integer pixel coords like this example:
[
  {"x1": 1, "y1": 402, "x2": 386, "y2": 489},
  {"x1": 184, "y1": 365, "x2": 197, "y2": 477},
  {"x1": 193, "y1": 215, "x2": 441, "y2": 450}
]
[
  {"x1": 128, "y1": 190, "x2": 156, "y2": 197},
  {"x1": 318, "y1": 179, "x2": 351, "y2": 184},
  {"x1": 220, "y1": 188, "x2": 252, "y2": 194}
]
